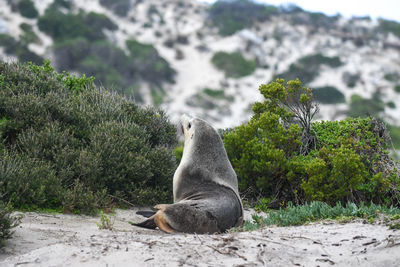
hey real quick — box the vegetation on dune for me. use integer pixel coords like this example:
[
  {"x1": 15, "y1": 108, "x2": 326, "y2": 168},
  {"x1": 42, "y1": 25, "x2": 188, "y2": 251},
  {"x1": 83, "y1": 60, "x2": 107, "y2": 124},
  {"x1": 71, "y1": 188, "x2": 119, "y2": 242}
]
[
  {"x1": 36, "y1": 3, "x2": 175, "y2": 103},
  {"x1": 378, "y1": 19, "x2": 400, "y2": 38},
  {"x1": 8, "y1": 0, "x2": 38, "y2": 19},
  {"x1": 99, "y1": 0, "x2": 131, "y2": 17},
  {"x1": 0, "y1": 34, "x2": 42, "y2": 64},
  {"x1": 223, "y1": 78, "x2": 400, "y2": 208},
  {"x1": 19, "y1": 23, "x2": 40, "y2": 46},
  {"x1": 276, "y1": 53, "x2": 343, "y2": 85},
  {"x1": 38, "y1": 5, "x2": 117, "y2": 42},
  {"x1": 212, "y1": 51, "x2": 256, "y2": 78},
  {"x1": 0, "y1": 61, "x2": 178, "y2": 215},
  {"x1": 312, "y1": 86, "x2": 345, "y2": 104},
  {"x1": 208, "y1": 0, "x2": 278, "y2": 36}
]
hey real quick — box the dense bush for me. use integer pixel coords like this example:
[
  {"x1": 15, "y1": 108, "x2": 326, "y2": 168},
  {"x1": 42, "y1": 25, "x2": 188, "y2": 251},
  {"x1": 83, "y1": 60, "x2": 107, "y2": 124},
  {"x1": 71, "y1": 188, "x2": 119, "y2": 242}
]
[
  {"x1": 209, "y1": 0, "x2": 278, "y2": 36},
  {"x1": 0, "y1": 201, "x2": 20, "y2": 248},
  {"x1": 312, "y1": 86, "x2": 345, "y2": 104},
  {"x1": 276, "y1": 53, "x2": 342, "y2": 84},
  {"x1": 0, "y1": 61, "x2": 178, "y2": 213},
  {"x1": 0, "y1": 34, "x2": 42, "y2": 64},
  {"x1": 212, "y1": 51, "x2": 256, "y2": 78},
  {"x1": 224, "y1": 79, "x2": 400, "y2": 207}
]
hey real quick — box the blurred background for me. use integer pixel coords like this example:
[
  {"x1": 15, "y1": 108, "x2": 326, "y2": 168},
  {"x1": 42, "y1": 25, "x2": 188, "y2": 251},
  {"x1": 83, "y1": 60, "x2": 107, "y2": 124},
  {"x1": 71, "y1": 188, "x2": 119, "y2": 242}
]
[{"x1": 0, "y1": 0, "x2": 399, "y2": 149}]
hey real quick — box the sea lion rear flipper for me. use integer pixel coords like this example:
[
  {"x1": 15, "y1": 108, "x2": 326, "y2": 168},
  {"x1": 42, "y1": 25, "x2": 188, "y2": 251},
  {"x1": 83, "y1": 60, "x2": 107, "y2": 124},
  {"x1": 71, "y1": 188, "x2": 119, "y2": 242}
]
[
  {"x1": 130, "y1": 214, "x2": 157, "y2": 229},
  {"x1": 154, "y1": 211, "x2": 176, "y2": 233}
]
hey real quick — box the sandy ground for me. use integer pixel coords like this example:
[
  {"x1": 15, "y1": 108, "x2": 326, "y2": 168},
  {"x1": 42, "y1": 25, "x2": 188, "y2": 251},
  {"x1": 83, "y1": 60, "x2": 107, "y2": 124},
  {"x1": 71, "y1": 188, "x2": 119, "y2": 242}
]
[{"x1": 1, "y1": 209, "x2": 400, "y2": 267}]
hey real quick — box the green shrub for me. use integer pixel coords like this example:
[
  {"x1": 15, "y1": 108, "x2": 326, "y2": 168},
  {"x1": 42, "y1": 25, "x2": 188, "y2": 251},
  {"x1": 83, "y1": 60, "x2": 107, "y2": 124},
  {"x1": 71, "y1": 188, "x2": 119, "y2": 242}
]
[
  {"x1": 384, "y1": 72, "x2": 399, "y2": 82},
  {"x1": 276, "y1": 53, "x2": 342, "y2": 84},
  {"x1": 312, "y1": 86, "x2": 345, "y2": 104},
  {"x1": 212, "y1": 51, "x2": 256, "y2": 78},
  {"x1": 0, "y1": 34, "x2": 42, "y2": 64},
  {"x1": 387, "y1": 101, "x2": 396, "y2": 109},
  {"x1": 0, "y1": 201, "x2": 20, "y2": 248},
  {"x1": 300, "y1": 146, "x2": 367, "y2": 203},
  {"x1": 16, "y1": 0, "x2": 38, "y2": 18},
  {"x1": 395, "y1": 85, "x2": 400, "y2": 93},
  {"x1": 342, "y1": 72, "x2": 360, "y2": 88},
  {"x1": 388, "y1": 125, "x2": 400, "y2": 149},
  {"x1": 347, "y1": 94, "x2": 385, "y2": 118},
  {"x1": 378, "y1": 19, "x2": 400, "y2": 38},
  {"x1": 19, "y1": 23, "x2": 40, "y2": 45},
  {"x1": 209, "y1": 0, "x2": 278, "y2": 36},
  {"x1": 126, "y1": 39, "x2": 175, "y2": 85},
  {"x1": 0, "y1": 61, "x2": 178, "y2": 213},
  {"x1": 224, "y1": 79, "x2": 400, "y2": 206}
]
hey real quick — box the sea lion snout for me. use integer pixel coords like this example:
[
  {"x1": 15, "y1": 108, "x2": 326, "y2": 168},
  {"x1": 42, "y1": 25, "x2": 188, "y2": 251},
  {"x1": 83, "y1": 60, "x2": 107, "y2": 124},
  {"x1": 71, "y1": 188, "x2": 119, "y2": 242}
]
[{"x1": 180, "y1": 114, "x2": 191, "y2": 132}]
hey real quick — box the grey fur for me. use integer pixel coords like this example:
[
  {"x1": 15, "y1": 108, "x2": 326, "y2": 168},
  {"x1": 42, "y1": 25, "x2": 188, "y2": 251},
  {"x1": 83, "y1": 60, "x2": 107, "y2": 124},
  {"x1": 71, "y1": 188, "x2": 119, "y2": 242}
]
[{"x1": 135, "y1": 114, "x2": 243, "y2": 234}]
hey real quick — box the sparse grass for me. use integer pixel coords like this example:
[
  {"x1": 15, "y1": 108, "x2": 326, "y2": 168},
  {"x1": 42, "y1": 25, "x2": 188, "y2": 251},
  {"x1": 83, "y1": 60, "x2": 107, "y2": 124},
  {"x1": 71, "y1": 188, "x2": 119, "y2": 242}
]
[{"x1": 240, "y1": 201, "x2": 400, "y2": 231}]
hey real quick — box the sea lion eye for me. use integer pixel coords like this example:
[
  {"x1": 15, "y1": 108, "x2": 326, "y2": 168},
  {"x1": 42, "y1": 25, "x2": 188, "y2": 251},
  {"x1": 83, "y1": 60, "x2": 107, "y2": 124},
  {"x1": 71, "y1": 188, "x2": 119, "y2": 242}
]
[{"x1": 188, "y1": 123, "x2": 191, "y2": 129}]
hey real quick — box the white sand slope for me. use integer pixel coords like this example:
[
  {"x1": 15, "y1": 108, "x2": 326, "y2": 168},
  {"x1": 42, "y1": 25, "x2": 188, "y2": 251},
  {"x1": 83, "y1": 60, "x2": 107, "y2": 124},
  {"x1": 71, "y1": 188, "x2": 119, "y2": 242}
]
[{"x1": 1, "y1": 209, "x2": 400, "y2": 266}]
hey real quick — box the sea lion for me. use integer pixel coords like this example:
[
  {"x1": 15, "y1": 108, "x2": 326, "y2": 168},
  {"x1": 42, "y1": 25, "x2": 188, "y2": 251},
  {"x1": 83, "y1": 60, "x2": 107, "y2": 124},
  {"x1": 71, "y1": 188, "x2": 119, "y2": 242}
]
[{"x1": 133, "y1": 114, "x2": 243, "y2": 234}]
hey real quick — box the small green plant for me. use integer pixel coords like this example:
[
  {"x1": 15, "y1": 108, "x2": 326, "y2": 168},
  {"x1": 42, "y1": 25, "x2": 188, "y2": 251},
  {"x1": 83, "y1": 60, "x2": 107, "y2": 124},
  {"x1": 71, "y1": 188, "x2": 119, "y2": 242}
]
[
  {"x1": 97, "y1": 211, "x2": 115, "y2": 230},
  {"x1": 254, "y1": 198, "x2": 272, "y2": 212}
]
